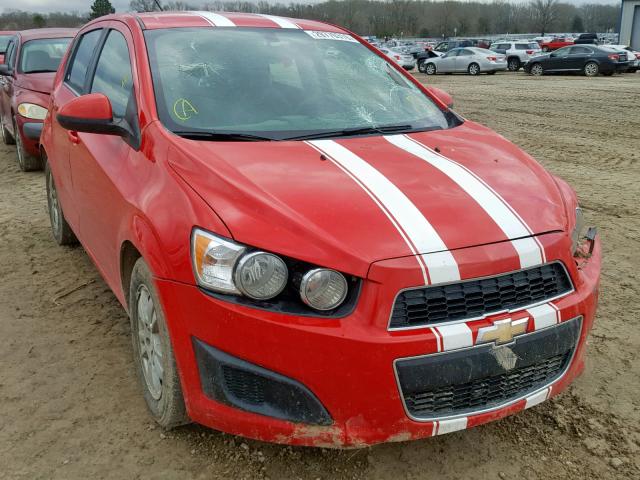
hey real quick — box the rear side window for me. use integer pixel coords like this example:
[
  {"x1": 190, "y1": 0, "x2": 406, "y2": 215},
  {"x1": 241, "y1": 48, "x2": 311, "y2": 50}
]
[
  {"x1": 458, "y1": 49, "x2": 473, "y2": 56},
  {"x1": 515, "y1": 44, "x2": 529, "y2": 50},
  {"x1": 66, "y1": 29, "x2": 102, "y2": 92},
  {"x1": 571, "y1": 46, "x2": 592, "y2": 54},
  {"x1": 90, "y1": 30, "x2": 134, "y2": 119}
]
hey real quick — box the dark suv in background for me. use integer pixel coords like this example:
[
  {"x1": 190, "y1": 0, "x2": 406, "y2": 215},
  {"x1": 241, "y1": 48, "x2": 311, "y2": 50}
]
[{"x1": 574, "y1": 33, "x2": 599, "y2": 45}]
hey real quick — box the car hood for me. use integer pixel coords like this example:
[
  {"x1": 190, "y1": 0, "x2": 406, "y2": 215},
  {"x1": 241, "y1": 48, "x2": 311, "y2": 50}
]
[
  {"x1": 168, "y1": 121, "x2": 566, "y2": 277},
  {"x1": 15, "y1": 72, "x2": 55, "y2": 94}
]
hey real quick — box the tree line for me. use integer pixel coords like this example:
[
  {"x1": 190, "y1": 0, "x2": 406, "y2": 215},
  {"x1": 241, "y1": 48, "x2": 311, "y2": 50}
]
[{"x1": 0, "y1": 0, "x2": 621, "y2": 38}]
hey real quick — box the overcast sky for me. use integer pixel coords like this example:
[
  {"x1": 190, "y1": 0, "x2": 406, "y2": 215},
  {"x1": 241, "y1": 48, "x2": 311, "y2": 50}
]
[{"x1": 0, "y1": 0, "x2": 619, "y2": 14}]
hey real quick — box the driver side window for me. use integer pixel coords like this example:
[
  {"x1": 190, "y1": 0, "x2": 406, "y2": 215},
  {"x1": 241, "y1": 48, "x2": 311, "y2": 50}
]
[{"x1": 90, "y1": 30, "x2": 134, "y2": 119}]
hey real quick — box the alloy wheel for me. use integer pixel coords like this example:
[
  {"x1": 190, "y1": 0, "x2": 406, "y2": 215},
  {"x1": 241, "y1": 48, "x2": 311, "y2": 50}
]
[
  {"x1": 468, "y1": 63, "x2": 480, "y2": 75},
  {"x1": 136, "y1": 285, "x2": 164, "y2": 401},
  {"x1": 531, "y1": 64, "x2": 543, "y2": 76},
  {"x1": 47, "y1": 168, "x2": 60, "y2": 234},
  {"x1": 584, "y1": 62, "x2": 599, "y2": 77},
  {"x1": 425, "y1": 63, "x2": 436, "y2": 75},
  {"x1": 508, "y1": 58, "x2": 520, "y2": 71}
]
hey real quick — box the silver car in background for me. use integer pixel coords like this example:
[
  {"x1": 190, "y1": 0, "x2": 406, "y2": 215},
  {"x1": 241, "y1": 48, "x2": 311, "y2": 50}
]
[
  {"x1": 379, "y1": 48, "x2": 416, "y2": 70},
  {"x1": 422, "y1": 47, "x2": 507, "y2": 75}
]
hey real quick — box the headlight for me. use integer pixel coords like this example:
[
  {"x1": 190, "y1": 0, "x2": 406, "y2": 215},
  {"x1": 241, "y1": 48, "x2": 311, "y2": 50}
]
[
  {"x1": 17, "y1": 103, "x2": 48, "y2": 120},
  {"x1": 570, "y1": 207, "x2": 585, "y2": 255},
  {"x1": 234, "y1": 251, "x2": 288, "y2": 300},
  {"x1": 192, "y1": 228, "x2": 246, "y2": 294},
  {"x1": 300, "y1": 268, "x2": 348, "y2": 311}
]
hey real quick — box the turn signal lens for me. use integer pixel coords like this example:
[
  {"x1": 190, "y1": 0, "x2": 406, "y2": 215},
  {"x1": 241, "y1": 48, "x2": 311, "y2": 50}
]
[
  {"x1": 300, "y1": 269, "x2": 348, "y2": 311},
  {"x1": 571, "y1": 207, "x2": 585, "y2": 255},
  {"x1": 17, "y1": 103, "x2": 47, "y2": 120},
  {"x1": 191, "y1": 228, "x2": 245, "y2": 294},
  {"x1": 234, "y1": 252, "x2": 288, "y2": 300}
]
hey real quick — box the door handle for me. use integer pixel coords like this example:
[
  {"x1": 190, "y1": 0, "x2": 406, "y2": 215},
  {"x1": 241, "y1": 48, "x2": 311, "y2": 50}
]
[{"x1": 67, "y1": 130, "x2": 80, "y2": 144}]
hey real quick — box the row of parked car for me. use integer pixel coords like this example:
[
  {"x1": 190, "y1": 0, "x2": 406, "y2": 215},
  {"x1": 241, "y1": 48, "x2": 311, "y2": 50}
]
[{"x1": 375, "y1": 35, "x2": 640, "y2": 77}]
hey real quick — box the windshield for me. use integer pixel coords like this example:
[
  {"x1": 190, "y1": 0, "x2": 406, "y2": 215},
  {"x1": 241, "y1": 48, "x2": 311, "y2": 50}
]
[
  {"x1": 0, "y1": 35, "x2": 12, "y2": 53},
  {"x1": 20, "y1": 37, "x2": 71, "y2": 74},
  {"x1": 144, "y1": 28, "x2": 455, "y2": 140}
]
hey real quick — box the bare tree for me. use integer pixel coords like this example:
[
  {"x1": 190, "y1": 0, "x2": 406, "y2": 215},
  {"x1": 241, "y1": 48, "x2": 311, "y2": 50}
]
[{"x1": 530, "y1": 0, "x2": 559, "y2": 35}]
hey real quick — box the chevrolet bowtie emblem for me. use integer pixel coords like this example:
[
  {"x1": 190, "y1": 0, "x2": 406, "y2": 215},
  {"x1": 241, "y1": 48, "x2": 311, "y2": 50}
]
[{"x1": 477, "y1": 318, "x2": 528, "y2": 345}]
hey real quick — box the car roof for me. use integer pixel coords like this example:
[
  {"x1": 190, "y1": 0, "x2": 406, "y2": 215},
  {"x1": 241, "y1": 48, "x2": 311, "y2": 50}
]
[
  {"x1": 126, "y1": 11, "x2": 346, "y2": 33},
  {"x1": 18, "y1": 28, "x2": 78, "y2": 41}
]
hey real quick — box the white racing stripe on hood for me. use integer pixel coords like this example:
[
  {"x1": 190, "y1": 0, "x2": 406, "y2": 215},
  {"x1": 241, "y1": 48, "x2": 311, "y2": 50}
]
[
  {"x1": 258, "y1": 14, "x2": 300, "y2": 29},
  {"x1": 307, "y1": 139, "x2": 460, "y2": 285},
  {"x1": 196, "y1": 11, "x2": 236, "y2": 27},
  {"x1": 384, "y1": 134, "x2": 545, "y2": 268}
]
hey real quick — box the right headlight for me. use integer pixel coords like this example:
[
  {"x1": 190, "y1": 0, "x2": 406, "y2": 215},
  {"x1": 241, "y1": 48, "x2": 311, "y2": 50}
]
[
  {"x1": 570, "y1": 207, "x2": 585, "y2": 255},
  {"x1": 191, "y1": 228, "x2": 351, "y2": 311}
]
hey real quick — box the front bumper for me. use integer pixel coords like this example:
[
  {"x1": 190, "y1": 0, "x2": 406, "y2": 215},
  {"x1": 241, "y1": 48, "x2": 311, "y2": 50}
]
[{"x1": 155, "y1": 232, "x2": 601, "y2": 447}]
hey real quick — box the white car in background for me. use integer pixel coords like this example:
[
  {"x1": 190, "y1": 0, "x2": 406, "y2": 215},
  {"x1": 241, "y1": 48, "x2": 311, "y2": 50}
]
[
  {"x1": 605, "y1": 45, "x2": 640, "y2": 72},
  {"x1": 379, "y1": 48, "x2": 416, "y2": 70},
  {"x1": 490, "y1": 41, "x2": 542, "y2": 71},
  {"x1": 422, "y1": 47, "x2": 507, "y2": 75}
]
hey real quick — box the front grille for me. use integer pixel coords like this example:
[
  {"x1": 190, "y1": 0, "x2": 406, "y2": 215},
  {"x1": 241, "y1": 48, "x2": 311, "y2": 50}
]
[
  {"x1": 390, "y1": 262, "x2": 572, "y2": 329},
  {"x1": 404, "y1": 352, "x2": 569, "y2": 417},
  {"x1": 395, "y1": 316, "x2": 581, "y2": 420}
]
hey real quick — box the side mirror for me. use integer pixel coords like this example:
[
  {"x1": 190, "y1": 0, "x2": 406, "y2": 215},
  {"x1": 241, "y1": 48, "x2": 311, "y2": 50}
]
[
  {"x1": 426, "y1": 86, "x2": 454, "y2": 109},
  {"x1": 0, "y1": 64, "x2": 12, "y2": 76},
  {"x1": 57, "y1": 93, "x2": 127, "y2": 137}
]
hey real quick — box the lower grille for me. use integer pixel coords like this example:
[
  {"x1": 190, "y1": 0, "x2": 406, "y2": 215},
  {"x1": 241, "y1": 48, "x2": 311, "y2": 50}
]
[
  {"x1": 395, "y1": 316, "x2": 581, "y2": 420},
  {"x1": 390, "y1": 262, "x2": 573, "y2": 329},
  {"x1": 405, "y1": 352, "x2": 569, "y2": 417}
]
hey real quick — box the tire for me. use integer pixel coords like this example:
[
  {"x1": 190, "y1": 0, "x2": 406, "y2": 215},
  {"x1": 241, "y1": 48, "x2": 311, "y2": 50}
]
[
  {"x1": 417, "y1": 59, "x2": 426, "y2": 73},
  {"x1": 507, "y1": 57, "x2": 521, "y2": 71},
  {"x1": 530, "y1": 63, "x2": 544, "y2": 76},
  {"x1": 129, "y1": 257, "x2": 189, "y2": 430},
  {"x1": 45, "y1": 160, "x2": 78, "y2": 246},
  {"x1": 0, "y1": 114, "x2": 15, "y2": 145},
  {"x1": 583, "y1": 61, "x2": 599, "y2": 77},
  {"x1": 425, "y1": 62, "x2": 436, "y2": 75},
  {"x1": 542, "y1": 46, "x2": 549, "y2": 52},
  {"x1": 14, "y1": 116, "x2": 41, "y2": 171},
  {"x1": 468, "y1": 62, "x2": 480, "y2": 75}
]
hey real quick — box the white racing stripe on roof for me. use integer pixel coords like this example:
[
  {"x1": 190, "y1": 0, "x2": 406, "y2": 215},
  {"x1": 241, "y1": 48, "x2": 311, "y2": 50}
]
[
  {"x1": 195, "y1": 11, "x2": 236, "y2": 27},
  {"x1": 307, "y1": 139, "x2": 460, "y2": 285},
  {"x1": 384, "y1": 134, "x2": 545, "y2": 269},
  {"x1": 258, "y1": 14, "x2": 300, "y2": 29}
]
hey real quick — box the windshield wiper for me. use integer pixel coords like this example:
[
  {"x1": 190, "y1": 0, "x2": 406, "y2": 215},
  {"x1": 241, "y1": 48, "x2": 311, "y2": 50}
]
[
  {"x1": 173, "y1": 131, "x2": 274, "y2": 142},
  {"x1": 284, "y1": 124, "x2": 418, "y2": 141}
]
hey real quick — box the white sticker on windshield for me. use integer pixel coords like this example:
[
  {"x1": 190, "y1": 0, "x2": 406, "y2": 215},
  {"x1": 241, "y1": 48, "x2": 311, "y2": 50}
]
[{"x1": 305, "y1": 31, "x2": 358, "y2": 42}]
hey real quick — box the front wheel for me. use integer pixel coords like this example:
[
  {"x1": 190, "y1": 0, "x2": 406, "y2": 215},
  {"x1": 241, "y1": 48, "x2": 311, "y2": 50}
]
[
  {"x1": 130, "y1": 258, "x2": 189, "y2": 429},
  {"x1": 418, "y1": 59, "x2": 426, "y2": 73},
  {"x1": 584, "y1": 61, "x2": 599, "y2": 77},
  {"x1": 468, "y1": 63, "x2": 480, "y2": 75},
  {"x1": 507, "y1": 58, "x2": 521, "y2": 71},
  {"x1": 14, "y1": 116, "x2": 41, "y2": 171},
  {"x1": 542, "y1": 46, "x2": 550, "y2": 52},
  {"x1": 530, "y1": 63, "x2": 544, "y2": 76},
  {"x1": 425, "y1": 63, "x2": 437, "y2": 75}
]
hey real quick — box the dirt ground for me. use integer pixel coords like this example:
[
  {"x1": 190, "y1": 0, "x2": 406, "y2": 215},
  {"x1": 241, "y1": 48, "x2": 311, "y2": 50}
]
[{"x1": 1, "y1": 71, "x2": 639, "y2": 480}]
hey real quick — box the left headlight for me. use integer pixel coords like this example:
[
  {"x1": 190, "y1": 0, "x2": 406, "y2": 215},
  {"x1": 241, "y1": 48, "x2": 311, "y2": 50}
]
[
  {"x1": 570, "y1": 207, "x2": 585, "y2": 255},
  {"x1": 17, "y1": 103, "x2": 48, "y2": 120},
  {"x1": 191, "y1": 228, "x2": 287, "y2": 301}
]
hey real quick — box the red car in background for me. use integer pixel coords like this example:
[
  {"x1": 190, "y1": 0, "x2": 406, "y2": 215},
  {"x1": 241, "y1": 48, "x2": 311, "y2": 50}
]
[
  {"x1": 539, "y1": 37, "x2": 574, "y2": 52},
  {"x1": 0, "y1": 31, "x2": 16, "y2": 63},
  {"x1": 41, "y1": 12, "x2": 600, "y2": 447},
  {"x1": 0, "y1": 29, "x2": 75, "y2": 171}
]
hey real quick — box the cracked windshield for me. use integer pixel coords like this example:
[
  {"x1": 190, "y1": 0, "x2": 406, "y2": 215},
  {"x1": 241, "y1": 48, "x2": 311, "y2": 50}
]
[{"x1": 144, "y1": 27, "x2": 451, "y2": 139}]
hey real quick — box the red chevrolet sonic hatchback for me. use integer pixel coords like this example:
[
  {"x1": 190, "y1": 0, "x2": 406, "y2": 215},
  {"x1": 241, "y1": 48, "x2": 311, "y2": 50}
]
[{"x1": 41, "y1": 12, "x2": 601, "y2": 447}]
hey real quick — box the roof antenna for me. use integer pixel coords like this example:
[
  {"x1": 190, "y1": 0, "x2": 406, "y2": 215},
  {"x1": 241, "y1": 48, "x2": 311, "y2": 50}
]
[{"x1": 154, "y1": 0, "x2": 164, "y2": 11}]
